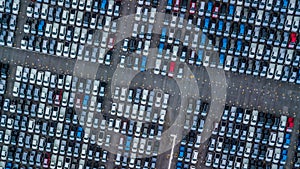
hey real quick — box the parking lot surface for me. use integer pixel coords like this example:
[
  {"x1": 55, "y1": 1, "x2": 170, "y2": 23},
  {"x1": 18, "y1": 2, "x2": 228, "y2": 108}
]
[{"x1": 0, "y1": 0, "x2": 300, "y2": 168}]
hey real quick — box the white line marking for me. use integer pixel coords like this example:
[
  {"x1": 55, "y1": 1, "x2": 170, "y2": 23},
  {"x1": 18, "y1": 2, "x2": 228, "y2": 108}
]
[{"x1": 168, "y1": 134, "x2": 177, "y2": 169}]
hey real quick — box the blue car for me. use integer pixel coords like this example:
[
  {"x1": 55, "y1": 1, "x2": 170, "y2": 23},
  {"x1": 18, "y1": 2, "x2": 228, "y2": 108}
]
[
  {"x1": 166, "y1": 0, "x2": 173, "y2": 10},
  {"x1": 284, "y1": 133, "x2": 291, "y2": 148},
  {"x1": 5, "y1": 162, "x2": 12, "y2": 169},
  {"x1": 281, "y1": 0, "x2": 288, "y2": 12},
  {"x1": 100, "y1": 0, "x2": 107, "y2": 14},
  {"x1": 219, "y1": 53, "x2": 225, "y2": 68},
  {"x1": 221, "y1": 38, "x2": 228, "y2": 52},
  {"x1": 206, "y1": 1, "x2": 213, "y2": 16},
  {"x1": 176, "y1": 161, "x2": 183, "y2": 169},
  {"x1": 178, "y1": 146, "x2": 185, "y2": 161},
  {"x1": 140, "y1": 56, "x2": 147, "y2": 72},
  {"x1": 158, "y1": 43, "x2": 164, "y2": 54},
  {"x1": 83, "y1": 95, "x2": 89, "y2": 108},
  {"x1": 280, "y1": 149, "x2": 288, "y2": 165},
  {"x1": 199, "y1": 33, "x2": 207, "y2": 48},
  {"x1": 196, "y1": 49, "x2": 203, "y2": 66},
  {"x1": 125, "y1": 136, "x2": 132, "y2": 151},
  {"x1": 160, "y1": 27, "x2": 167, "y2": 42},
  {"x1": 38, "y1": 20, "x2": 45, "y2": 36},
  {"x1": 217, "y1": 20, "x2": 224, "y2": 35},
  {"x1": 227, "y1": 5, "x2": 234, "y2": 20},
  {"x1": 236, "y1": 111, "x2": 243, "y2": 123},
  {"x1": 235, "y1": 40, "x2": 242, "y2": 55},
  {"x1": 76, "y1": 127, "x2": 83, "y2": 141},
  {"x1": 203, "y1": 18, "x2": 210, "y2": 32},
  {"x1": 238, "y1": 24, "x2": 245, "y2": 38}
]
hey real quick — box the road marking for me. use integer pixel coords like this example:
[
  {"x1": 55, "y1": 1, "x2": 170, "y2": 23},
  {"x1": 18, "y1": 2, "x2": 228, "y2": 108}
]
[{"x1": 168, "y1": 134, "x2": 177, "y2": 169}]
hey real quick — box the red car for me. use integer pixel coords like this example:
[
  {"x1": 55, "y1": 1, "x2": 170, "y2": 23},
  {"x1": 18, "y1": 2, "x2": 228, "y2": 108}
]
[
  {"x1": 75, "y1": 94, "x2": 83, "y2": 109},
  {"x1": 43, "y1": 153, "x2": 51, "y2": 168},
  {"x1": 286, "y1": 117, "x2": 294, "y2": 132},
  {"x1": 288, "y1": 32, "x2": 297, "y2": 48},
  {"x1": 212, "y1": 3, "x2": 220, "y2": 18},
  {"x1": 108, "y1": 37, "x2": 115, "y2": 49},
  {"x1": 189, "y1": 2, "x2": 196, "y2": 14},
  {"x1": 168, "y1": 61, "x2": 176, "y2": 78},
  {"x1": 173, "y1": 0, "x2": 180, "y2": 12},
  {"x1": 54, "y1": 90, "x2": 63, "y2": 105}
]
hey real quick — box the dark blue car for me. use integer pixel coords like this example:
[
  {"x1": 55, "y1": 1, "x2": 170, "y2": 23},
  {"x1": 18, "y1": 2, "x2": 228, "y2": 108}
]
[
  {"x1": 203, "y1": 17, "x2": 210, "y2": 32},
  {"x1": 38, "y1": 20, "x2": 45, "y2": 36},
  {"x1": 227, "y1": 5, "x2": 234, "y2": 20},
  {"x1": 219, "y1": 53, "x2": 225, "y2": 68},
  {"x1": 158, "y1": 43, "x2": 164, "y2": 54},
  {"x1": 206, "y1": 1, "x2": 213, "y2": 16},
  {"x1": 221, "y1": 37, "x2": 228, "y2": 52},
  {"x1": 238, "y1": 24, "x2": 245, "y2": 39},
  {"x1": 217, "y1": 20, "x2": 224, "y2": 35}
]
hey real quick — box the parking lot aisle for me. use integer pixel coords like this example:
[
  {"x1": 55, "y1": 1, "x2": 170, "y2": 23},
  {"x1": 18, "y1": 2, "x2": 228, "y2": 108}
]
[
  {"x1": 120, "y1": 0, "x2": 136, "y2": 16},
  {"x1": 286, "y1": 113, "x2": 300, "y2": 168},
  {"x1": 14, "y1": 0, "x2": 30, "y2": 48},
  {"x1": 156, "y1": 0, "x2": 167, "y2": 12},
  {"x1": 0, "y1": 46, "x2": 76, "y2": 76}
]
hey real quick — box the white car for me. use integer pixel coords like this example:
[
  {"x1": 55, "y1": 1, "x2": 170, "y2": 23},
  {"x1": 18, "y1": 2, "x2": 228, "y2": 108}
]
[
  {"x1": 12, "y1": 81, "x2": 20, "y2": 97},
  {"x1": 267, "y1": 63, "x2": 275, "y2": 79},
  {"x1": 154, "y1": 92, "x2": 162, "y2": 107},
  {"x1": 15, "y1": 66, "x2": 23, "y2": 81},
  {"x1": 135, "y1": 6, "x2": 142, "y2": 21}
]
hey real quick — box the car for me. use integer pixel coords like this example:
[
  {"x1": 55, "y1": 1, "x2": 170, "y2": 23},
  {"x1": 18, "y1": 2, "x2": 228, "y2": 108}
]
[
  {"x1": 212, "y1": 2, "x2": 220, "y2": 18},
  {"x1": 205, "y1": 152, "x2": 213, "y2": 167},
  {"x1": 288, "y1": 32, "x2": 297, "y2": 48},
  {"x1": 279, "y1": 116, "x2": 287, "y2": 131},
  {"x1": 286, "y1": 117, "x2": 294, "y2": 132}
]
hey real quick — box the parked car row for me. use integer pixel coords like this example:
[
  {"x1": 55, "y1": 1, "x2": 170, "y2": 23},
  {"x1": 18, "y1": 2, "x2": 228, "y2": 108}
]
[
  {"x1": 205, "y1": 105, "x2": 293, "y2": 168},
  {"x1": 23, "y1": 0, "x2": 120, "y2": 64},
  {"x1": 0, "y1": 113, "x2": 109, "y2": 169},
  {"x1": 23, "y1": 15, "x2": 118, "y2": 40},
  {"x1": 0, "y1": 14, "x2": 17, "y2": 31},
  {"x1": 0, "y1": 144, "x2": 107, "y2": 169},
  {"x1": 114, "y1": 152, "x2": 158, "y2": 169},
  {"x1": 107, "y1": 101, "x2": 167, "y2": 126},
  {"x1": 197, "y1": 17, "x2": 299, "y2": 50},
  {"x1": 113, "y1": 87, "x2": 170, "y2": 109},
  {"x1": 0, "y1": 0, "x2": 19, "y2": 48},
  {"x1": 26, "y1": 0, "x2": 120, "y2": 21},
  {"x1": 176, "y1": 131, "x2": 201, "y2": 169},
  {"x1": 294, "y1": 133, "x2": 300, "y2": 167},
  {"x1": 0, "y1": 63, "x2": 8, "y2": 95},
  {"x1": 0, "y1": 15, "x2": 16, "y2": 47},
  {"x1": 14, "y1": 66, "x2": 107, "y2": 95},
  {"x1": 0, "y1": 0, "x2": 19, "y2": 14},
  {"x1": 165, "y1": 0, "x2": 300, "y2": 22},
  {"x1": 157, "y1": 20, "x2": 299, "y2": 61},
  {"x1": 21, "y1": 35, "x2": 114, "y2": 65}
]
